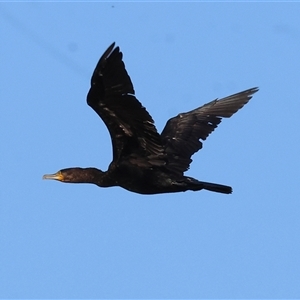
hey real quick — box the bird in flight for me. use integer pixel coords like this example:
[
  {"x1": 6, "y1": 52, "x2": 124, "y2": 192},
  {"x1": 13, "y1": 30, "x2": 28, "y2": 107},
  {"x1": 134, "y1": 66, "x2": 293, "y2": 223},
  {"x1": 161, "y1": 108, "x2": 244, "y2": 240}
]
[{"x1": 43, "y1": 43, "x2": 258, "y2": 195}]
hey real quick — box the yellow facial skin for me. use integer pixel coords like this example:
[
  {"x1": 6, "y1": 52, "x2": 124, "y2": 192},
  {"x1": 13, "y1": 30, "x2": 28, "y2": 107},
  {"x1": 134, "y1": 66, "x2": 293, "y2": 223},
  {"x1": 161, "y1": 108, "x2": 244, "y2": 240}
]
[{"x1": 43, "y1": 171, "x2": 64, "y2": 181}]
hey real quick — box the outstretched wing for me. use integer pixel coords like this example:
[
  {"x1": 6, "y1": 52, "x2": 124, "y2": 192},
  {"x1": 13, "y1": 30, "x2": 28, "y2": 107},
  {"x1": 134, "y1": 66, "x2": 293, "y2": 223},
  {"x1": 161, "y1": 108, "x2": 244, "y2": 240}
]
[
  {"x1": 87, "y1": 43, "x2": 164, "y2": 163},
  {"x1": 161, "y1": 87, "x2": 259, "y2": 174}
]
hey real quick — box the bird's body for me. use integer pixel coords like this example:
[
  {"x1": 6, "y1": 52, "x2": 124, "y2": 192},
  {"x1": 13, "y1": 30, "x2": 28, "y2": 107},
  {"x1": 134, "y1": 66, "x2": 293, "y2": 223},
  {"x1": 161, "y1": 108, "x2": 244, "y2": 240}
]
[
  {"x1": 43, "y1": 43, "x2": 258, "y2": 195},
  {"x1": 60, "y1": 164, "x2": 232, "y2": 195}
]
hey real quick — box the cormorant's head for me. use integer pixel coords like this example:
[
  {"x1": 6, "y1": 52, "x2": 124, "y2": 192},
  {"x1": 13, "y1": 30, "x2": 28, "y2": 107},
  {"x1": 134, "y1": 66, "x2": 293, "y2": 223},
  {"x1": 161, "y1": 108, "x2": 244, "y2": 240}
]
[
  {"x1": 43, "y1": 167, "x2": 104, "y2": 184},
  {"x1": 43, "y1": 168, "x2": 87, "y2": 183}
]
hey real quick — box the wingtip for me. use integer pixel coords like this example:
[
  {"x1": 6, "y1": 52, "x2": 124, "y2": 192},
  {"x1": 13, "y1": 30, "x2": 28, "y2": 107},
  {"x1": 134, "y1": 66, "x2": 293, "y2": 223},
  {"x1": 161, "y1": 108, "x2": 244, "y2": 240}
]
[
  {"x1": 230, "y1": 86, "x2": 259, "y2": 102},
  {"x1": 108, "y1": 42, "x2": 116, "y2": 52},
  {"x1": 246, "y1": 87, "x2": 259, "y2": 96},
  {"x1": 103, "y1": 42, "x2": 117, "y2": 59},
  {"x1": 92, "y1": 42, "x2": 119, "y2": 80},
  {"x1": 251, "y1": 86, "x2": 259, "y2": 93}
]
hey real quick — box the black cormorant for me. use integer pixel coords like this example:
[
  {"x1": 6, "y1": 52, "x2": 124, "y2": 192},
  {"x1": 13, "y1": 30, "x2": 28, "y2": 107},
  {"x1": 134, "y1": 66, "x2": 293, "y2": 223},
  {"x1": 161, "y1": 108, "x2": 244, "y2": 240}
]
[{"x1": 43, "y1": 43, "x2": 258, "y2": 195}]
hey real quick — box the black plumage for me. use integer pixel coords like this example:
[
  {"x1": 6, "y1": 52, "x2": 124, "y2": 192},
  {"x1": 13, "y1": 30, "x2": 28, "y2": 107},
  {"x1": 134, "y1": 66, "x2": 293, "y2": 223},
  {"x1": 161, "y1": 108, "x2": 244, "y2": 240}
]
[{"x1": 43, "y1": 43, "x2": 258, "y2": 194}]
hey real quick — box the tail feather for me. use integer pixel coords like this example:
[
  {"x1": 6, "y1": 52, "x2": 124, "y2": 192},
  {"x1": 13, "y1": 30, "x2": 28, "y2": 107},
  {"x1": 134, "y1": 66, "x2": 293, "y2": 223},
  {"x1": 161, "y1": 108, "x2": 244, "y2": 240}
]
[
  {"x1": 185, "y1": 177, "x2": 232, "y2": 194},
  {"x1": 200, "y1": 181, "x2": 232, "y2": 194}
]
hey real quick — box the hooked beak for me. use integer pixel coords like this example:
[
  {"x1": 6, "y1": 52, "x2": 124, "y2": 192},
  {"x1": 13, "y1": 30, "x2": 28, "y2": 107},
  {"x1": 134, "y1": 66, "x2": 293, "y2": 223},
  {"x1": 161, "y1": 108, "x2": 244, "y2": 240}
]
[{"x1": 43, "y1": 171, "x2": 64, "y2": 181}]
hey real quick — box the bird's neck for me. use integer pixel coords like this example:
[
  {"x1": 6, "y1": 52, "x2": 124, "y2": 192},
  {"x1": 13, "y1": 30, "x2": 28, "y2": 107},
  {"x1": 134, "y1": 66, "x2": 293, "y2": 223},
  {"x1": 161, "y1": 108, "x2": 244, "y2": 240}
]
[{"x1": 73, "y1": 167, "x2": 114, "y2": 187}]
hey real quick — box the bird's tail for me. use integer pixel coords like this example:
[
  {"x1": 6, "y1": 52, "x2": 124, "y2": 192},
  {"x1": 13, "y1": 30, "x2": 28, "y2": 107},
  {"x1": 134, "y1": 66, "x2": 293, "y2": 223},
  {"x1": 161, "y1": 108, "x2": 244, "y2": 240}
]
[
  {"x1": 200, "y1": 181, "x2": 232, "y2": 194},
  {"x1": 184, "y1": 177, "x2": 232, "y2": 194}
]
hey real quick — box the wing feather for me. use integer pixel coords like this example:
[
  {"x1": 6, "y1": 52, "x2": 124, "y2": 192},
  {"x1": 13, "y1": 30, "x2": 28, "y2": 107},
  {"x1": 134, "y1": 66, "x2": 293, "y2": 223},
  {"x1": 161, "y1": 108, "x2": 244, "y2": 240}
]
[
  {"x1": 161, "y1": 87, "x2": 259, "y2": 174},
  {"x1": 87, "y1": 43, "x2": 165, "y2": 163}
]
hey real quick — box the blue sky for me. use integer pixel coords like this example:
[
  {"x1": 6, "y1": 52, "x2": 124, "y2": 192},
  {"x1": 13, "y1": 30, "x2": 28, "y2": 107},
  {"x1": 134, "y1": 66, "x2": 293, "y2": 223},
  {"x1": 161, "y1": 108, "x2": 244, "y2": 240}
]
[{"x1": 1, "y1": 2, "x2": 300, "y2": 298}]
